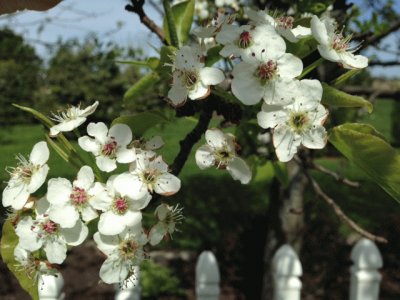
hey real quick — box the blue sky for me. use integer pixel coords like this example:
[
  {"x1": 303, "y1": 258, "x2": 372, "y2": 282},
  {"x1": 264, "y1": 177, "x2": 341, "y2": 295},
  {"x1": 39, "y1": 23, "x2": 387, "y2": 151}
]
[{"x1": 0, "y1": 0, "x2": 399, "y2": 78}]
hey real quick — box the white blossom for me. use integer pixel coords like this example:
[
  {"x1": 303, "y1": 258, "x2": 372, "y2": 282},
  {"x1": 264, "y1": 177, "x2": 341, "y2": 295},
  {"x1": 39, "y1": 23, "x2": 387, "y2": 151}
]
[
  {"x1": 15, "y1": 198, "x2": 88, "y2": 264},
  {"x1": 168, "y1": 46, "x2": 225, "y2": 106},
  {"x1": 93, "y1": 176, "x2": 150, "y2": 236},
  {"x1": 78, "y1": 122, "x2": 136, "y2": 172},
  {"x1": 257, "y1": 79, "x2": 328, "y2": 162},
  {"x1": 3, "y1": 141, "x2": 49, "y2": 210},
  {"x1": 49, "y1": 101, "x2": 98, "y2": 136},
  {"x1": 247, "y1": 9, "x2": 311, "y2": 43},
  {"x1": 192, "y1": 11, "x2": 236, "y2": 38},
  {"x1": 148, "y1": 204, "x2": 183, "y2": 246},
  {"x1": 195, "y1": 128, "x2": 252, "y2": 184},
  {"x1": 311, "y1": 15, "x2": 368, "y2": 69},
  {"x1": 129, "y1": 136, "x2": 165, "y2": 158},
  {"x1": 94, "y1": 227, "x2": 147, "y2": 284},
  {"x1": 231, "y1": 45, "x2": 303, "y2": 106},
  {"x1": 47, "y1": 166, "x2": 106, "y2": 228},
  {"x1": 115, "y1": 154, "x2": 181, "y2": 199}
]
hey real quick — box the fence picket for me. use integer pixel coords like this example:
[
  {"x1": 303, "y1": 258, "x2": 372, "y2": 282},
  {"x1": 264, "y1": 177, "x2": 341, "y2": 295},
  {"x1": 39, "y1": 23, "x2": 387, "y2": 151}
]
[
  {"x1": 196, "y1": 251, "x2": 220, "y2": 300},
  {"x1": 350, "y1": 238, "x2": 383, "y2": 300},
  {"x1": 272, "y1": 244, "x2": 302, "y2": 300}
]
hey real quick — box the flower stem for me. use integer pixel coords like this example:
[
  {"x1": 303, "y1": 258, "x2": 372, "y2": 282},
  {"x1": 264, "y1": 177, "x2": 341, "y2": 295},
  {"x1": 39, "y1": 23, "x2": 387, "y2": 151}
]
[{"x1": 299, "y1": 57, "x2": 324, "y2": 79}]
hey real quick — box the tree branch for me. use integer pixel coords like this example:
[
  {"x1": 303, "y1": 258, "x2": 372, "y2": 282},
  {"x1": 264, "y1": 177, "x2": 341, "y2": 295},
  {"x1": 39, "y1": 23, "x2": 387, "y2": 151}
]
[
  {"x1": 369, "y1": 60, "x2": 400, "y2": 66},
  {"x1": 355, "y1": 19, "x2": 400, "y2": 50},
  {"x1": 310, "y1": 163, "x2": 360, "y2": 188},
  {"x1": 125, "y1": 0, "x2": 167, "y2": 45},
  {"x1": 307, "y1": 174, "x2": 388, "y2": 243}
]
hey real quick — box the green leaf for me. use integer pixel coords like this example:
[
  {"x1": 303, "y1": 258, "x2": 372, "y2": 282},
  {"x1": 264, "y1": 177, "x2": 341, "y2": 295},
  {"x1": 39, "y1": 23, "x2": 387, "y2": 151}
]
[
  {"x1": 322, "y1": 83, "x2": 373, "y2": 113},
  {"x1": 163, "y1": 0, "x2": 179, "y2": 47},
  {"x1": 112, "y1": 110, "x2": 169, "y2": 137},
  {"x1": 115, "y1": 60, "x2": 149, "y2": 67},
  {"x1": 123, "y1": 72, "x2": 160, "y2": 104},
  {"x1": 12, "y1": 104, "x2": 54, "y2": 128},
  {"x1": 206, "y1": 45, "x2": 223, "y2": 67},
  {"x1": 329, "y1": 123, "x2": 400, "y2": 203},
  {"x1": 163, "y1": 0, "x2": 195, "y2": 46},
  {"x1": 157, "y1": 46, "x2": 176, "y2": 77},
  {"x1": 286, "y1": 36, "x2": 318, "y2": 59},
  {"x1": 1, "y1": 220, "x2": 39, "y2": 300}
]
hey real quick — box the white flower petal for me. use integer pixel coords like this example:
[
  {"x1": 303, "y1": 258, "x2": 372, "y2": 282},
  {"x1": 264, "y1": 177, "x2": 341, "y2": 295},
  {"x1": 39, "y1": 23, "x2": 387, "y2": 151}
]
[
  {"x1": 93, "y1": 232, "x2": 119, "y2": 256},
  {"x1": 338, "y1": 52, "x2": 368, "y2": 69},
  {"x1": 123, "y1": 210, "x2": 143, "y2": 228},
  {"x1": 60, "y1": 220, "x2": 88, "y2": 246},
  {"x1": 47, "y1": 178, "x2": 72, "y2": 206},
  {"x1": 44, "y1": 240, "x2": 67, "y2": 264},
  {"x1": 49, "y1": 204, "x2": 79, "y2": 228},
  {"x1": 263, "y1": 78, "x2": 298, "y2": 106},
  {"x1": 99, "y1": 256, "x2": 129, "y2": 284},
  {"x1": 215, "y1": 24, "x2": 241, "y2": 44},
  {"x1": 257, "y1": 104, "x2": 288, "y2": 129},
  {"x1": 227, "y1": 157, "x2": 252, "y2": 184},
  {"x1": 311, "y1": 15, "x2": 329, "y2": 45},
  {"x1": 299, "y1": 79, "x2": 323, "y2": 104},
  {"x1": 78, "y1": 136, "x2": 99, "y2": 153},
  {"x1": 277, "y1": 53, "x2": 303, "y2": 78},
  {"x1": 89, "y1": 183, "x2": 111, "y2": 211},
  {"x1": 205, "y1": 128, "x2": 227, "y2": 149},
  {"x1": 75, "y1": 166, "x2": 94, "y2": 190},
  {"x1": 87, "y1": 122, "x2": 109, "y2": 144},
  {"x1": 232, "y1": 62, "x2": 264, "y2": 105},
  {"x1": 195, "y1": 145, "x2": 215, "y2": 170},
  {"x1": 113, "y1": 173, "x2": 148, "y2": 200},
  {"x1": 116, "y1": 147, "x2": 136, "y2": 164},
  {"x1": 81, "y1": 206, "x2": 98, "y2": 222},
  {"x1": 109, "y1": 124, "x2": 132, "y2": 146},
  {"x1": 98, "y1": 212, "x2": 126, "y2": 235},
  {"x1": 188, "y1": 82, "x2": 210, "y2": 100},
  {"x1": 149, "y1": 223, "x2": 166, "y2": 246},
  {"x1": 96, "y1": 156, "x2": 117, "y2": 172},
  {"x1": 168, "y1": 73, "x2": 188, "y2": 106},
  {"x1": 129, "y1": 193, "x2": 152, "y2": 211},
  {"x1": 273, "y1": 124, "x2": 301, "y2": 162},
  {"x1": 145, "y1": 136, "x2": 164, "y2": 150},
  {"x1": 28, "y1": 164, "x2": 49, "y2": 193},
  {"x1": 2, "y1": 184, "x2": 29, "y2": 210},
  {"x1": 317, "y1": 45, "x2": 340, "y2": 62},
  {"x1": 302, "y1": 125, "x2": 328, "y2": 149},
  {"x1": 154, "y1": 173, "x2": 181, "y2": 196},
  {"x1": 15, "y1": 217, "x2": 42, "y2": 251},
  {"x1": 50, "y1": 117, "x2": 86, "y2": 136},
  {"x1": 199, "y1": 67, "x2": 225, "y2": 86},
  {"x1": 291, "y1": 25, "x2": 312, "y2": 39},
  {"x1": 29, "y1": 141, "x2": 49, "y2": 165},
  {"x1": 80, "y1": 101, "x2": 99, "y2": 117}
]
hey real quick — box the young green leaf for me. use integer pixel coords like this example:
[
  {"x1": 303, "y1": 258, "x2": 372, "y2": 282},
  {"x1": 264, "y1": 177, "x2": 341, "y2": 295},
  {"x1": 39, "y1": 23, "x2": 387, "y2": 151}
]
[
  {"x1": 1, "y1": 220, "x2": 39, "y2": 300},
  {"x1": 163, "y1": 0, "x2": 195, "y2": 46},
  {"x1": 112, "y1": 110, "x2": 170, "y2": 137},
  {"x1": 322, "y1": 83, "x2": 373, "y2": 113},
  {"x1": 123, "y1": 72, "x2": 160, "y2": 104},
  {"x1": 12, "y1": 104, "x2": 54, "y2": 128},
  {"x1": 329, "y1": 123, "x2": 400, "y2": 203}
]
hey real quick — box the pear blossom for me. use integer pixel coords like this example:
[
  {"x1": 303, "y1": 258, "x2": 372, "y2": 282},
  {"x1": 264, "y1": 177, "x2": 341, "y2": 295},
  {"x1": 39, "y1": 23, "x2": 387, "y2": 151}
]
[
  {"x1": 311, "y1": 15, "x2": 368, "y2": 69},
  {"x1": 94, "y1": 176, "x2": 151, "y2": 236},
  {"x1": 195, "y1": 128, "x2": 252, "y2": 184},
  {"x1": 192, "y1": 11, "x2": 236, "y2": 38},
  {"x1": 3, "y1": 141, "x2": 49, "y2": 210},
  {"x1": 231, "y1": 45, "x2": 303, "y2": 106},
  {"x1": 15, "y1": 198, "x2": 88, "y2": 264},
  {"x1": 257, "y1": 79, "x2": 328, "y2": 162},
  {"x1": 129, "y1": 136, "x2": 164, "y2": 158},
  {"x1": 49, "y1": 101, "x2": 98, "y2": 136},
  {"x1": 149, "y1": 204, "x2": 183, "y2": 246},
  {"x1": 115, "y1": 155, "x2": 181, "y2": 198},
  {"x1": 247, "y1": 9, "x2": 311, "y2": 43},
  {"x1": 216, "y1": 24, "x2": 284, "y2": 60},
  {"x1": 94, "y1": 227, "x2": 147, "y2": 284},
  {"x1": 47, "y1": 166, "x2": 106, "y2": 228},
  {"x1": 168, "y1": 46, "x2": 225, "y2": 106},
  {"x1": 78, "y1": 122, "x2": 136, "y2": 172}
]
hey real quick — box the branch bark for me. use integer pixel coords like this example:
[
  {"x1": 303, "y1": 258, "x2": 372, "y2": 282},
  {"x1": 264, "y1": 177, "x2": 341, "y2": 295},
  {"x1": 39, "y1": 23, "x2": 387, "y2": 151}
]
[
  {"x1": 125, "y1": 0, "x2": 167, "y2": 45},
  {"x1": 355, "y1": 19, "x2": 400, "y2": 50}
]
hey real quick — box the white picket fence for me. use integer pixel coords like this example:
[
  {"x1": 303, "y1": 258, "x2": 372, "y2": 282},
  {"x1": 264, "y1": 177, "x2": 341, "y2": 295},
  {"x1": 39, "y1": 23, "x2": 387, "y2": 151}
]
[{"x1": 38, "y1": 238, "x2": 383, "y2": 300}]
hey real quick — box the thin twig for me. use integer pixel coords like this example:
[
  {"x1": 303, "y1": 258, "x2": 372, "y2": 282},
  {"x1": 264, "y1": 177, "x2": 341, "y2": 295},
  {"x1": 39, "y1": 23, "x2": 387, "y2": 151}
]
[
  {"x1": 307, "y1": 174, "x2": 388, "y2": 243},
  {"x1": 125, "y1": 0, "x2": 167, "y2": 45},
  {"x1": 311, "y1": 163, "x2": 360, "y2": 188}
]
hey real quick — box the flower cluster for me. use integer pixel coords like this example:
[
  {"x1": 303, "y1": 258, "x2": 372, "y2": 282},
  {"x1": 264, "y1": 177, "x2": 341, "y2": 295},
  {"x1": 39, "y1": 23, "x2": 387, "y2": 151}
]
[
  {"x1": 2, "y1": 102, "x2": 183, "y2": 285},
  {"x1": 185, "y1": 8, "x2": 367, "y2": 162}
]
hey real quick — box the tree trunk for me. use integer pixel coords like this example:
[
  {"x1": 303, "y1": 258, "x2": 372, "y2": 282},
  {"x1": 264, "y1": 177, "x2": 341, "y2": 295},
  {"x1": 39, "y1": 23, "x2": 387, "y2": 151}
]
[{"x1": 261, "y1": 160, "x2": 308, "y2": 299}]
